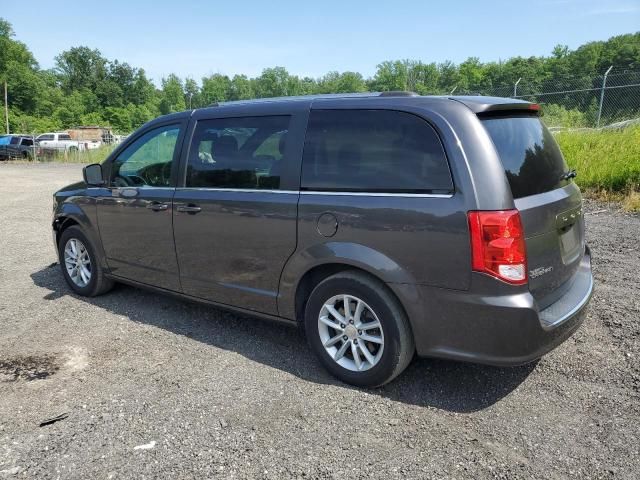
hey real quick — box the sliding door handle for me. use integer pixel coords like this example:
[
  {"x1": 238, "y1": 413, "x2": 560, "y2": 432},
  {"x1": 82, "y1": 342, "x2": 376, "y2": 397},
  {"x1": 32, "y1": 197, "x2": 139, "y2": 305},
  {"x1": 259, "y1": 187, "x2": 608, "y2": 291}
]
[
  {"x1": 176, "y1": 205, "x2": 202, "y2": 214},
  {"x1": 147, "y1": 202, "x2": 169, "y2": 211}
]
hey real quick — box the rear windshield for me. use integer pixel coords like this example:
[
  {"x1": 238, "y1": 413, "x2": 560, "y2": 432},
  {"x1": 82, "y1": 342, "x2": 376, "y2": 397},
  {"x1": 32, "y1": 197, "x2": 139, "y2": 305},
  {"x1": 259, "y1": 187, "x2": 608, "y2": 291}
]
[{"x1": 482, "y1": 116, "x2": 570, "y2": 199}]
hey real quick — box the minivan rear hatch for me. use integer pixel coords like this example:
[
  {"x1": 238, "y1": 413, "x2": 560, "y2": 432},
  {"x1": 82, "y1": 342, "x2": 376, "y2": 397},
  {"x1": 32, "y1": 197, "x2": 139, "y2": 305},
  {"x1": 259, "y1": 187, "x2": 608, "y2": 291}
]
[{"x1": 481, "y1": 113, "x2": 585, "y2": 309}]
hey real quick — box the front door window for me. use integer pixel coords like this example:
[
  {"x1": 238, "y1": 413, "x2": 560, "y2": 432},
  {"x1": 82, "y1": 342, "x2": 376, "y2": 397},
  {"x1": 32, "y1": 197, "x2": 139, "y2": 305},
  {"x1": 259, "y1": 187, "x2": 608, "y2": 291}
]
[{"x1": 110, "y1": 125, "x2": 181, "y2": 187}]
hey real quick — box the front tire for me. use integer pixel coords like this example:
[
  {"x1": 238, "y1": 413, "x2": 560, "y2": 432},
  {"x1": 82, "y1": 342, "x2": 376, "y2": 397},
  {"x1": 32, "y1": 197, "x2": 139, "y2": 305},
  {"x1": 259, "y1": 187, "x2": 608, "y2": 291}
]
[
  {"x1": 58, "y1": 226, "x2": 114, "y2": 297},
  {"x1": 304, "y1": 271, "x2": 414, "y2": 387}
]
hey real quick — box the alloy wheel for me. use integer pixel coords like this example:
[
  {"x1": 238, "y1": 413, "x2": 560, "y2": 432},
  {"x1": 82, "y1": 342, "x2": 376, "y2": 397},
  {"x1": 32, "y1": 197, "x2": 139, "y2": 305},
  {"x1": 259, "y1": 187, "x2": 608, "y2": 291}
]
[
  {"x1": 64, "y1": 238, "x2": 92, "y2": 288},
  {"x1": 317, "y1": 294, "x2": 385, "y2": 372}
]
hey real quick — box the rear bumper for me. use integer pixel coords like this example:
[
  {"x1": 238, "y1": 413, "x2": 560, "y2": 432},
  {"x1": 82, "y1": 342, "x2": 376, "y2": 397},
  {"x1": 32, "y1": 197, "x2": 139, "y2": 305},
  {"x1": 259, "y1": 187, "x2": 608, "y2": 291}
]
[{"x1": 391, "y1": 248, "x2": 593, "y2": 366}]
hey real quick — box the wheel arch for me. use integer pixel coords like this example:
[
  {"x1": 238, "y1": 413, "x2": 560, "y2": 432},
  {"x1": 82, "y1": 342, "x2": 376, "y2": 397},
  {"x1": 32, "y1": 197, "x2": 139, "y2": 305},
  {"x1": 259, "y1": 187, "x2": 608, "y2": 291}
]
[
  {"x1": 294, "y1": 263, "x2": 359, "y2": 323},
  {"x1": 279, "y1": 242, "x2": 418, "y2": 321},
  {"x1": 53, "y1": 203, "x2": 107, "y2": 270},
  {"x1": 53, "y1": 216, "x2": 80, "y2": 247}
]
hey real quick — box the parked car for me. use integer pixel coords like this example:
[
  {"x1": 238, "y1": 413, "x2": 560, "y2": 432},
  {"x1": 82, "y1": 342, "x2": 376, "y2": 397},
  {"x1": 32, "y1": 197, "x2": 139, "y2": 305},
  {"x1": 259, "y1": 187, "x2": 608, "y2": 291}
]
[
  {"x1": 36, "y1": 132, "x2": 99, "y2": 152},
  {"x1": 0, "y1": 135, "x2": 35, "y2": 160},
  {"x1": 51, "y1": 93, "x2": 593, "y2": 387}
]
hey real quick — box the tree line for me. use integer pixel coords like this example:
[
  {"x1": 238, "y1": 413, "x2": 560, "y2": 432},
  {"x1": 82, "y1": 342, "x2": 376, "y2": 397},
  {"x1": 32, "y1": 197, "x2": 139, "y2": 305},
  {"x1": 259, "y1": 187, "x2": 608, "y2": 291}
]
[{"x1": 1, "y1": 17, "x2": 638, "y2": 134}]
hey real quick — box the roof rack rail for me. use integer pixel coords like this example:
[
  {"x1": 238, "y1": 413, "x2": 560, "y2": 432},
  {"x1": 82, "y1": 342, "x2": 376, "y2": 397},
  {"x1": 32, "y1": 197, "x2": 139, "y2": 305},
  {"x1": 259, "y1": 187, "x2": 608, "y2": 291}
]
[
  {"x1": 205, "y1": 91, "x2": 421, "y2": 108},
  {"x1": 378, "y1": 91, "x2": 418, "y2": 97},
  {"x1": 215, "y1": 92, "x2": 379, "y2": 107}
]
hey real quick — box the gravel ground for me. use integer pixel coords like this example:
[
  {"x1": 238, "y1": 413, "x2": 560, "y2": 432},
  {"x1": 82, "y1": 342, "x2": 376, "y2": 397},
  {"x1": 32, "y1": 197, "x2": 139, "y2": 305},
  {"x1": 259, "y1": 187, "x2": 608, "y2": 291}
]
[{"x1": 0, "y1": 163, "x2": 638, "y2": 479}]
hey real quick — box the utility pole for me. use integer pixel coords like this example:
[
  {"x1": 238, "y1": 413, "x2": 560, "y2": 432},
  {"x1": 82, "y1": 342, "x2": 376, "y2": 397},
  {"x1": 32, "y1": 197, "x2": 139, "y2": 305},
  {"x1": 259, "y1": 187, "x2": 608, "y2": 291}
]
[
  {"x1": 596, "y1": 65, "x2": 613, "y2": 128},
  {"x1": 514, "y1": 78, "x2": 522, "y2": 97},
  {"x1": 3, "y1": 80, "x2": 8, "y2": 134}
]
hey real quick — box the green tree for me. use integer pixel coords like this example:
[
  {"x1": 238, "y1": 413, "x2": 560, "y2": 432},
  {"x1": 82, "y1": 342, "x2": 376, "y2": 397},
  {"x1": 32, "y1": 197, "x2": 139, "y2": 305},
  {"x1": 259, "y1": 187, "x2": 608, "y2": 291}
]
[
  {"x1": 201, "y1": 74, "x2": 230, "y2": 104},
  {"x1": 0, "y1": 18, "x2": 43, "y2": 116},
  {"x1": 159, "y1": 74, "x2": 185, "y2": 114},
  {"x1": 254, "y1": 67, "x2": 297, "y2": 97},
  {"x1": 437, "y1": 60, "x2": 462, "y2": 92},
  {"x1": 53, "y1": 91, "x2": 86, "y2": 127},
  {"x1": 371, "y1": 60, "x2": 410, "y2": 91},
  {"x1": 103, "y1": 106, "x2": 132, "y2": 132},
  {"x1": 408, "y1": 62, "x2": 439, "y2": 94},
  {"x1": 129, "y1": 104, "x2": 154, "y2": 130},
  {"x1": 129, "y1": 69, "x2": 156, "y2": 106},
  {"x1": 55, "y1": 46, "x2": 107, "y2": 93},
  {"x1": 318, "y1": 71, "x2": 365, "y2": 93},
  {"x1": 459, "y1": 57, "x2": 490, "y2": 92},
  {"x1": 183, "y1": 77, "x2": 201, "y2": 108},
  {"x1": 229, "y1": 74, "x2": 254, "y2": 100}
]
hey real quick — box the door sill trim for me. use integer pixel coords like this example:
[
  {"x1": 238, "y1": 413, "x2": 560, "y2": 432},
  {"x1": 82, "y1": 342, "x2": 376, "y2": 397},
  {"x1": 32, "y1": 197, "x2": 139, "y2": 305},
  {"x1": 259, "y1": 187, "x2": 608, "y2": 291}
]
[{"x1": 105, "y1": 273, "x2": 297, "y2": 326}]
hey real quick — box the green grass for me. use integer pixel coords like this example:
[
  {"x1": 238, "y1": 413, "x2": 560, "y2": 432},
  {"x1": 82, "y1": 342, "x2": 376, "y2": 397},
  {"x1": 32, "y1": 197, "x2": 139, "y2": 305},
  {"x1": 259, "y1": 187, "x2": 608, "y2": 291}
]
[
  {"x1": 556, "y1": 126, "x2": 640, "y2": 210},
  {"x1": 556, "y1": 126, "x2": 640, "y2": 191},
  {"x1": 35, "y1": 144, "x2": 117, "y2": 164}
]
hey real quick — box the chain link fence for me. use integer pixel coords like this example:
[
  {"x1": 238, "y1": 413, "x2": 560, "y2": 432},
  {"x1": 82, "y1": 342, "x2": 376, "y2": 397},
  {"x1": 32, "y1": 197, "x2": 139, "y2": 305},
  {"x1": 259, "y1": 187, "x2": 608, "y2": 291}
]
[{"x1": 458, "y1": 70, "x2": 640, "y2": 129}]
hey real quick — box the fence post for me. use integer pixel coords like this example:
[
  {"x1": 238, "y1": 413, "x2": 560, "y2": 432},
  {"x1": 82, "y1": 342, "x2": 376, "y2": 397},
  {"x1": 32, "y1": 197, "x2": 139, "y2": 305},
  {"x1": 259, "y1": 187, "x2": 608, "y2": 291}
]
[
  {"x1": 514, "y1": 77, "x2": 522, "y2": 97},
  {"x1": 3, "y1": 80, "x2": 8, "y2": 134},
  {"x1": 597, "y1": 65, "x2": 613, "y2": 128}
]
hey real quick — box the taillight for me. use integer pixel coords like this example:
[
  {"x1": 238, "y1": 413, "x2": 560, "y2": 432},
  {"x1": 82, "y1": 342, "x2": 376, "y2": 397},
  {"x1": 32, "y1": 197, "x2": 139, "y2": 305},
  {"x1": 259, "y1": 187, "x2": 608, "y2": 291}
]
[{"x1": 468, "y1": 210, "x2": 528, "y2": 285}]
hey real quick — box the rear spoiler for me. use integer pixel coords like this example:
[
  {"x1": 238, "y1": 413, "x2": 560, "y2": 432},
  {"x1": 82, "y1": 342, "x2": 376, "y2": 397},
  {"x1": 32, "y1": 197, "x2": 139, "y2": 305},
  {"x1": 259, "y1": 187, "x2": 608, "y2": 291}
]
[{"x1": 448, "y1": 96, "x2": 540, "y2": 116}]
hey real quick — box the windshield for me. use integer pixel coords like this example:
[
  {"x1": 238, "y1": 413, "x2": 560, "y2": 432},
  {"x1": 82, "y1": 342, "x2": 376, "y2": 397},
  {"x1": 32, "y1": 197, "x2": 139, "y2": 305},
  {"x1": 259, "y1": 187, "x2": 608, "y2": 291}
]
[
  {"x1": 482, "y1": 116, "x2": 570, "y2": 199},
  {"x1": 0, "y1": 136, "x2": 11, "y2": 145}
]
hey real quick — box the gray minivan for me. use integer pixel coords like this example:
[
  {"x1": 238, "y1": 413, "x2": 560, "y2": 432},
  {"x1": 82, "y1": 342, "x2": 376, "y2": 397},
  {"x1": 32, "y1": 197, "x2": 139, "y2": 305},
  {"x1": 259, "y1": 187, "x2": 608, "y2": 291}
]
[{"x1": 52, "y1": 93, "x2": 593, "y2": 387}]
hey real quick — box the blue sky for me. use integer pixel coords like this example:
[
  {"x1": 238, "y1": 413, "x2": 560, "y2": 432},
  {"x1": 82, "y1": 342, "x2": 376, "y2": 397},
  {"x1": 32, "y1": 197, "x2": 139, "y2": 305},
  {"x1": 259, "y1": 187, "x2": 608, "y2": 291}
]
[{"x1": 2, "y1": 0, "x2": 639, "y2": 84}]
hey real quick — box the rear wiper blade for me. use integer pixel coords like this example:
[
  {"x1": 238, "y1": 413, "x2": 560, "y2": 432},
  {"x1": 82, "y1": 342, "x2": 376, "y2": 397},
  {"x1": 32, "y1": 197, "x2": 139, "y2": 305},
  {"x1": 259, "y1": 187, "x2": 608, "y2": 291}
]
[{"x1": 560, "y1": 169, "x2": 577, "y2": 181}]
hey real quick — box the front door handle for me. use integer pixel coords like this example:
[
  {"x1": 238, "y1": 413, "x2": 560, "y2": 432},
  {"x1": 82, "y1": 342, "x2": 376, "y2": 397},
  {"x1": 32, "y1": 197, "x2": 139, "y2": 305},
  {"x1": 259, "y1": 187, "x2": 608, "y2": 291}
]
[
  {"x1": 176, "y1": 205, "x2": 202, "y2": 214},
  {"x1": 114, "y1": 187, "x2": 138, "y2": 198},
  {"x1": 148, "y1": 202, "x2": 169, "y2": 211}
]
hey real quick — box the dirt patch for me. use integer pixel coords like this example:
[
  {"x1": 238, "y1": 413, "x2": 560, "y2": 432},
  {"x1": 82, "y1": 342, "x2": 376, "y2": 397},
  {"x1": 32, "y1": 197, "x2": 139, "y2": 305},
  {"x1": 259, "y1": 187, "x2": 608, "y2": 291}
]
[{"x1": 0, "y1": 354, "x2": 60, "y2": 382}]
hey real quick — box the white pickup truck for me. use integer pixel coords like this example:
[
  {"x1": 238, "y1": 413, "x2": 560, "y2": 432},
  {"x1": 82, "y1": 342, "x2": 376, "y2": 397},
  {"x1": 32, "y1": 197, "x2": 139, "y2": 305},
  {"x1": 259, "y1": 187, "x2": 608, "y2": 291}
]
[{"x1": 36, "y1": 132, "x2": 101, "y2": 152}]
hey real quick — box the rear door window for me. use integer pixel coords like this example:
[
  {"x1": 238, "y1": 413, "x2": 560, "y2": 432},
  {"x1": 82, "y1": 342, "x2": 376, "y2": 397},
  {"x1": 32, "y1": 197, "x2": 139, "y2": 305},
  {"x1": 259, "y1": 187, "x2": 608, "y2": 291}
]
[
  {"x1": 301, "y1": 109, "x2": 453, "y2": 193},
  {"x1": 186, "y1": 116, "x2": 290, "y2": 190},
  {"x1": 481, "y1": 116, "x2": 570, "y2": 199}
]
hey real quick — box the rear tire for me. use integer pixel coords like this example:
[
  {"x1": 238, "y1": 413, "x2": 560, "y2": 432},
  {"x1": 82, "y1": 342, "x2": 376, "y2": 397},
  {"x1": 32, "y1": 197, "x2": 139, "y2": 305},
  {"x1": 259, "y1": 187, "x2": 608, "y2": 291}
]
[
  {"x1": 58, "y1": 226, "x2": 114, "y2": 297},
  {"x1": 304, "y1": 271, "x2": 414, "y2": 387}
]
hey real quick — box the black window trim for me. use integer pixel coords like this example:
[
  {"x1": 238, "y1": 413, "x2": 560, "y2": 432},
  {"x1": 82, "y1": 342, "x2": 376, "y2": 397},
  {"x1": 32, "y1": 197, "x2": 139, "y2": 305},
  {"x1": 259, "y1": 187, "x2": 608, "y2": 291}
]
[
  {"x1": 300, "y1": 108, "x2": 455, "y2": 195},
  {"x1": 300, "y1": 190, "x2": 453, "y2": 198}
]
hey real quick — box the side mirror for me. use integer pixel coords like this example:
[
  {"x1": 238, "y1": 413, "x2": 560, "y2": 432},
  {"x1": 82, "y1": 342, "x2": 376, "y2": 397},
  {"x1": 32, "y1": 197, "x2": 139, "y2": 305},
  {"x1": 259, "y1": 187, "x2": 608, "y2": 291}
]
[{"x1": 83, "y1": 163, "x2": 105, "y2": 186}]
